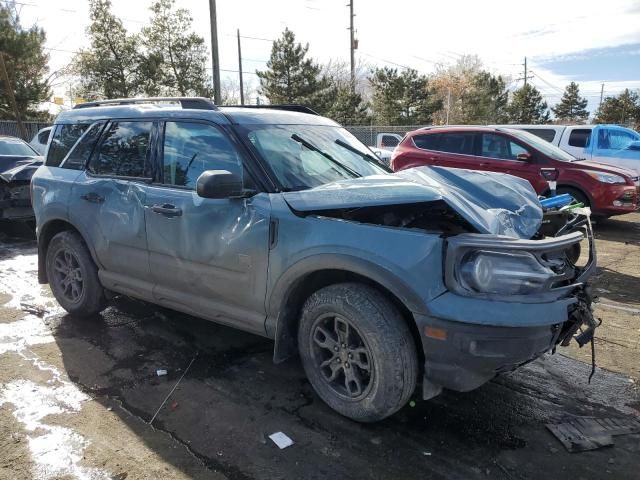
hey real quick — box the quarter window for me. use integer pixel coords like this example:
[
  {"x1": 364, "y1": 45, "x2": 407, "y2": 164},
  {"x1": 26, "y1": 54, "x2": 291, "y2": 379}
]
[
  {"x1": 61, "y1": 122, "x2": 106, "y2": 170},
  {"x1": 568, "y1": 129, "x2": 591, "y2": 148},
  {"x1": 162, "y1": 121, "x2": 242, "y2": 188},
  {"x1": 412, "y1": 134, "x2": 441, "y2": 150},
  {"x1": 481, "y1": 134, "x2": 529, "y2": 160},
  {"x1": 380, "y1": 135, "x2": 400, "y2": 147},
  {"x1": 37, "y1": 129, "x2": 50, "y2": 144},
  {"x1": 88, "y1": 121, "x2": 152, "y2": 177},
  {"x1": 46, "y1": 124, "x2": 91, "y2": 167}
]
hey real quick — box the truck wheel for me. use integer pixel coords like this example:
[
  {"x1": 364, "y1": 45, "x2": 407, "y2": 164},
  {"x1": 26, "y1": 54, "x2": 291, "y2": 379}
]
[
  {"x1": 298, "y1": 283, "x2": 418, "y2": 422},
  {"x1": 46, "y1": 231, "x2": 106, "y2": 316}
]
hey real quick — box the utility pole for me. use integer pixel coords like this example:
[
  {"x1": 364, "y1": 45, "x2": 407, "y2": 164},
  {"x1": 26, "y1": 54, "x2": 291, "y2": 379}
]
[
  {"x1": 523, "y1": 57, "x2": 528, "y2": 87},
  {"x1": 348, "y1": 0, "x2": 355, "y2": 91},
  {"x1": 208, "y1": 0, "x2": 222, "y2": 104},
  {"x1": 599, "y1": 83, "x2": 604, "y2": 109},
  {"x1": 0, "y1": 52, "x2": 27, "y2": 139},
  {"x1": 445, "y1": 87, "x2": 451, "y2": 125},
  {"x1": 237, "y1": 29, "x2": 244, "y2": 105}
]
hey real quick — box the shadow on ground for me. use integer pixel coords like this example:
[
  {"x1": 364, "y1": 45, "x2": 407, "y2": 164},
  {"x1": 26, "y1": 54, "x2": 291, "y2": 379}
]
[{"x1": 47, "y1": 297, "x2": 640, "y2": 480}]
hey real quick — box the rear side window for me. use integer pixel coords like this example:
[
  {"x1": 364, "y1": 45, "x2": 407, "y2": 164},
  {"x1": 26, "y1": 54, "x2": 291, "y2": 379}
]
[
  {"x1": 46, "y1": 124, "x2": 91, "y2": 167},
  {"x1": 412, "y1": 134, "x2": 441, "y2": 150},
  {"x1": 162, "y1": 121, "x2": 242, "y2": 188},
  {"x1": 439, "y1": 132, "x2": 475, "y2": 155},
  {"x1": 568, "y1": 129, "x2": 591, "y2": 148},
  {"x1": 61, "y1": 122, "x2": 106, "y2": 170},
  {"x1": 37, "y1": 129, "x2": 50, "y2": 144},
  {"x1": 380, "y1": 135, "x2": 400, "y2": 147},
  {"x1": 88, "y1": 121, "x2": 153, "y2": 178},
  {"x1": 524, "y1": 128, "x2": 556, "y2": 143}
]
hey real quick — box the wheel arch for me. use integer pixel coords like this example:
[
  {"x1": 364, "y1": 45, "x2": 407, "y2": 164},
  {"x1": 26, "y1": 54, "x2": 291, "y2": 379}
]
[
  {"x1": 37, "y1": 219, "x2": 99, "y2": 284},
  {"x1": 542, "y1": 182, "x2": 593, "y2": 207},
  {"x1": 267, "y1": 255, "x2": 428, "y2": 365}
]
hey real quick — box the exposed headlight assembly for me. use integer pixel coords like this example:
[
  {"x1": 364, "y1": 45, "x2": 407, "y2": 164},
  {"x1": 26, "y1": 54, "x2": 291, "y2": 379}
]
[
  {"x1": 445, "y1": 231, "x2": 592, "y2": 303},
  {"x1": 458, "y1": 250, "x2": 554, "y2": 295},
  {"x1": 585, "y1": 171, "x2": 627, "y2": 184}
]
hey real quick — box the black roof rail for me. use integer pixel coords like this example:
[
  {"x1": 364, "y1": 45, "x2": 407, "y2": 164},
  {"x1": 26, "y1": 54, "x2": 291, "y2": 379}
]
[
  {"x1": 234, "y1": 104, "x2": 319, "y2": 115},
  {"x1": 73, "y1": 97, "x2": 218, "y2": 110}
]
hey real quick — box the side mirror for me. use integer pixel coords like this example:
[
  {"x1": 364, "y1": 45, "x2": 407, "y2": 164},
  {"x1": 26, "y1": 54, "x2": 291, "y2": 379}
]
[
  {"x1": 627, "y1": 140, "x2": 640, "y2": 151},
  {"x1": 516, "y1": 152, "x2": 532, "y2": 161},
  {"x1": 196, "y1": 170, "x2": 244, "y2": 199}
]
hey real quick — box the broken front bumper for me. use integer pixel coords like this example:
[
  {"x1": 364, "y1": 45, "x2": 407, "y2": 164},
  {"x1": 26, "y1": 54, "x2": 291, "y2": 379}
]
[{"x1": 417, "y1": 218, "x2": 597, "y2": 399}]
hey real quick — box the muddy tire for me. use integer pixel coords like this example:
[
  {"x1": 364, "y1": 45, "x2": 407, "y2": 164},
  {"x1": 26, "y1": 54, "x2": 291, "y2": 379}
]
[
  {"x1": 298, "y1": 283, "x2": 418, "y2": 422},
  {"x1": 46, "y1": 231, "x2": 106, "y2": 316}
]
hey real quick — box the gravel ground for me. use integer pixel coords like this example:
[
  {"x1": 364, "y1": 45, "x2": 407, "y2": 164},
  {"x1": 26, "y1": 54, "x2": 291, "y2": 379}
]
[{"x1": 0, "y1": 214, "x2": 639, "y2": 480}]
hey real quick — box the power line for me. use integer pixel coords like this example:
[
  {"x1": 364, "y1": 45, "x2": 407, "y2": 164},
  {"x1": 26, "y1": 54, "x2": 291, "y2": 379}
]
[{"x1": 1, "y1": 0, "x2": 145, "y2": 23}]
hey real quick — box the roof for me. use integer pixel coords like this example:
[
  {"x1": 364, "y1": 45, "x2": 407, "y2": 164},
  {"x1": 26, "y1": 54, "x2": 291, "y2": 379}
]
[
  {"x1": 407, "y1": 126, "x2": 504, "y2": 136},
  {"x1": 54, "y1": 99, "x2": 337, "y2": 127}
]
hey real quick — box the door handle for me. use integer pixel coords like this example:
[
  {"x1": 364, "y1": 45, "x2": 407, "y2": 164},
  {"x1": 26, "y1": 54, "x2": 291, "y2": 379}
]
[
  {"x1": 151, "y1": 203, "x2": 182, "y2": 217},
  {"x1": 80, "y1": 192, "x2": 104, "y2": 203}
]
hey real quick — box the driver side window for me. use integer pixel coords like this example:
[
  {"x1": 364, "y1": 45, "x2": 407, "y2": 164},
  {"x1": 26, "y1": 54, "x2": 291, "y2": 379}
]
[{"x1": 162, "y1": 121, "x2": 242, "y2": 189}]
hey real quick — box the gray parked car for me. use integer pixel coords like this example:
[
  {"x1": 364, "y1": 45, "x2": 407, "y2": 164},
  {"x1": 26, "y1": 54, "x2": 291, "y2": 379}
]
[{"x1": 31, "y1": 98, "x2": 597, "y2": 422}]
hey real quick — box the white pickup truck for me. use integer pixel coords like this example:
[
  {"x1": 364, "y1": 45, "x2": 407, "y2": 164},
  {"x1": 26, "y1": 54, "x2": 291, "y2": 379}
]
[
  {"x1": 493, "y1": 124, "x2": 640, "y2": 177},
  {"x1": 368, "y1": 133, "x2": 404, "y2": 165}
]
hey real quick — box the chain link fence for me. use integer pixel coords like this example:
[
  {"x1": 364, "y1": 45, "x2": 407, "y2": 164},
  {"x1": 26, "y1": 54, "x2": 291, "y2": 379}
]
[
  {"x1": 0, "y1": 120, "x2": 52, "y2": 140},
  {"x1": 343, "y1": 125, "x2": 424, "y2": 146}
]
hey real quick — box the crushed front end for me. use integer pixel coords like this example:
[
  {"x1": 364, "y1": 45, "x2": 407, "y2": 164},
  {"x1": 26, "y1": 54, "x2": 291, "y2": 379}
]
[{"x1": 417, "y1": 209, "x2": 598, "y2": 399}]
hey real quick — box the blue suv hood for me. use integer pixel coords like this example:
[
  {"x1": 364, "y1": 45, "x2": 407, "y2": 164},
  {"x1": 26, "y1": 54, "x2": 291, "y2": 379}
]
[{"x1": 282, "y1": 166, "x2": 543, "y2": 239}]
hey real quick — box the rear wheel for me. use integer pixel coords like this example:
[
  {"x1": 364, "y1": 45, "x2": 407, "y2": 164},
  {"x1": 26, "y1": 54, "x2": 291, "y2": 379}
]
[
  {"x1": 46, "y1": 231, "x2": 106, "y2": 316},
  {"x1": 298, "y1": 283, "x2": 418, "y2": 422}
]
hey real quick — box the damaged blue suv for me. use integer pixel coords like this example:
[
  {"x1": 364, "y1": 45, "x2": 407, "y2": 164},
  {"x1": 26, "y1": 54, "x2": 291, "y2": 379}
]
[{"x1": 31, "y1": 98, "x2": 597, "y2": 422}]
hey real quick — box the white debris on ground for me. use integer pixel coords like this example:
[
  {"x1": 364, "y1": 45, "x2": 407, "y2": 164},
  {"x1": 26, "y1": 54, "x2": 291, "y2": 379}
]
[{"x1": 0, "y1": 247, "x2": 111, "y2": 480}]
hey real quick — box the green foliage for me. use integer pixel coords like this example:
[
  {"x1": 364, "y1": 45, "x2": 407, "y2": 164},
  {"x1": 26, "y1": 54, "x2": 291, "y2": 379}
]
[
  {"x1": 507, "y1": 84, "x2": 550, "y2": 124},
  {"x1": 74, "y1": 0, "x2": 142, "y2": 99},
  {"x1": 594, "y1": 89, "x2": 640, "y2": 126},
  {"x1": 75, "y1": 0, "x2": 210, "y2": 99},
  {"x1": 141, "y1": 0, "x2": 211, "y2": 97},
  {"x1": 552, "y1": 82, "x2": 589, "y2": 122},
  {"x1": 256, "y1": 29, "x2": 332, "y2": 114},
  {"x1": 0, "y1": 3, "x2": 50, "y2": 119},
  {"x1": 369, "y1": 67, "x2": 440, "y2": 125},
  {"x1": 461, "y1": 71, "x2": 509, "y2": 124},
  {"x1": 326, "y1": 86, "x2": 370, "y2": 125}
]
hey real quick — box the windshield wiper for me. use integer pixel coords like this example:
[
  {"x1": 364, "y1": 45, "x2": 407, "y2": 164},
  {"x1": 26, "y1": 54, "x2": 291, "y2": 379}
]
[
  {"x1": 291, "y1": 133, "x2": 361, "y2": 178},
  {"x1": 334, "y1": 139, "x2": 392, "y2": 172}
]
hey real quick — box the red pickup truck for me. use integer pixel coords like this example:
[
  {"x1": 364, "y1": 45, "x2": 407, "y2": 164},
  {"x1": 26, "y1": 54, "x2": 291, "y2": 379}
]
[{"x1": 391, "y1": 126, "x2": 638, "y2": 218}]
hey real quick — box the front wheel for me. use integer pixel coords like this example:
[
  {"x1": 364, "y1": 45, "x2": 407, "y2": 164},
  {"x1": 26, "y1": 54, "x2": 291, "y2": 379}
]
[
  {"x1": 46, "y1": 231, "x2": 106, "y2": 316},
  {"x1": 298, "y1": 283, "x2": 418, "y2": 422}
]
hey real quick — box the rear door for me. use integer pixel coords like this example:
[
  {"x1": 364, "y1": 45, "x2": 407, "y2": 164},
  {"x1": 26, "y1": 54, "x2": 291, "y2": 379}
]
[
  {"x1": 477, "y1": 132, "x2": 548, "y2": 192},
  {"x1": 143, "y1": 120, "x2": 270, "y2": 335},
  {"x1": 69, "y1": 120, "x2": 156, "y2": 298},
  {"x1": 433, "y1": 131, "x2": 482, "y2": 170}
]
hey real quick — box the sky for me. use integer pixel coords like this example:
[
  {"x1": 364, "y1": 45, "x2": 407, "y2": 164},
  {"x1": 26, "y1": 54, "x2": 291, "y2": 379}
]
[{"x1": 9, "y1": 0, "x2": 640, "y2": 116}]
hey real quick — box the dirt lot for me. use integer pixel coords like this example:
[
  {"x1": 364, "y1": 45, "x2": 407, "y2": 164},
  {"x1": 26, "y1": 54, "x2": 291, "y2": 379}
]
[{"x1": 0, "y1": 214, "x2": 639, "y2": 480}]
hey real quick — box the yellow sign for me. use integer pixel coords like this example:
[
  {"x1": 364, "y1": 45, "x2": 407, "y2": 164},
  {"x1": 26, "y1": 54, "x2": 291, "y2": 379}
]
[
  {"x1": 53, "y1": 96, "x2": 64, "y2": 105},
  {"x1": 74, "y1": 97, "x2": 85, "y2": 105}
]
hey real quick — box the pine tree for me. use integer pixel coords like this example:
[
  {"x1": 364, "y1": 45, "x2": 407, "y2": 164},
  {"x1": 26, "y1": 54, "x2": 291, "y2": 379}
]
[
  {"x1": 507, "y1": 84, "x2": 550, "y2": 124},
  {"x1": 594, "y1": 89, "x2": 640, "y2": 126},
  {"x1": 74, "y1": 0, "x2": 142, "y2": 99},
  {"x1": 461, "y1": 71, "x2": 509, "y2": 124},
  {"x1": 0, "y1": 3, "x2": 50, "y2": 119},
  {"x1": 256, "y1": 28, "x2": 332, "y2": 114},
  {"x1": 141, "y1": 0, "x2": 212, "y2": 97},
  {"x1": 552, "y1": 82, "x2": 589, "y2": 122},
  {"x1": 326, "y1": 86, "x2": 370, "y2": 125},
  {"x1": 369, "y1": 67, "x2": 440, "y2": 125}
]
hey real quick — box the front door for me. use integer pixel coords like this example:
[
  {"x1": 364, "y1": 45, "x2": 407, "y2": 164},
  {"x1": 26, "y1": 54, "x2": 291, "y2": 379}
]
[
  {"x1": 69, "y1": 120, "x2": 155, "y2": 299},
  {"x1": 476, "y1": 132, "x2": 548, "y2": 193},
  {"x1": 144, "y1": 120, "x2": 271, "y2": 335}
]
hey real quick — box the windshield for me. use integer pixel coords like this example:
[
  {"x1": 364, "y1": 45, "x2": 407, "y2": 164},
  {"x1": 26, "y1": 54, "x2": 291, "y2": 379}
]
[
  {"x1": 0, "y1": 137, "x2": 38, "y2": 156},
  {"x1": 507, "y1": 129, "x2": 579, "y2": 162},
  {"x1": 240, "y1": 124, "x2": 389, "y2": 190}
]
